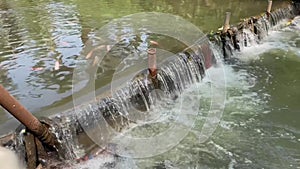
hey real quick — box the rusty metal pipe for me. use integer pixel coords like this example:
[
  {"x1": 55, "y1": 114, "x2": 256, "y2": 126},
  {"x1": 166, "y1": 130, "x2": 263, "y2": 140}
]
[
  {"x1": 0, "y1": 85, "x2": 57, "y2": 148},
  {"x1": 266, "y1": 0, "x2": 273, "y2": 18},
  {"x1": 267, "y1": 0, "x2": 273, "y2": 14},
  {"x1": 147, "y1": 48, "x2": 157, "y2": 79},
  {"x1": 223, "y1": 12, "x2": 231, "y2": 33}
]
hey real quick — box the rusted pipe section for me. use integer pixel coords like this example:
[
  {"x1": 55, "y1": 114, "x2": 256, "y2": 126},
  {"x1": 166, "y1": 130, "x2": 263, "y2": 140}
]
[
  {"x1": 267, "y1": 0, "x2": 273, "y2": 16},
  {"x1": 0, "y1": 85, "x2": 58, "y2": 148},
  {"x1": 148, "y1": 48, "x2": 157, "y2": 79},
  {"x1": 223, "y1": 12, "x2": 231, "y2": 33}
]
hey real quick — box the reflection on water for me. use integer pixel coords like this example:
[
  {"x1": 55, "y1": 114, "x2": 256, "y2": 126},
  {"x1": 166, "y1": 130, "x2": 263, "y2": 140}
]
[{"x1": 0, "y1": 0, "x2": 84, "y2": 121}]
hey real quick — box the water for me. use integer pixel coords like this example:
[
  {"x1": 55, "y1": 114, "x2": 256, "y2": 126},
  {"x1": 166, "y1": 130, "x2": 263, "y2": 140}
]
[{"x1": 0, "y1": 0, "x2": 300, "y2": 168}]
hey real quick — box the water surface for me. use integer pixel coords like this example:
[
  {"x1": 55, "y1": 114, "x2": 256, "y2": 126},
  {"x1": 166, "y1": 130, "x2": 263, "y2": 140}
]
[{"x1": 0, "y1": 0, "x2": 299, "y2": 168}]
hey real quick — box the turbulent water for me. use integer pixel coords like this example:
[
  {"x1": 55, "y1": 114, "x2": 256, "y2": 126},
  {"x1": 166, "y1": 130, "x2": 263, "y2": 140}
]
[
  {"x1": 63, "y1": 18, "x2": 300, "y2": 168},
  {"x1": 0, "y1": 0, "x2": 300, "y2": 169}
]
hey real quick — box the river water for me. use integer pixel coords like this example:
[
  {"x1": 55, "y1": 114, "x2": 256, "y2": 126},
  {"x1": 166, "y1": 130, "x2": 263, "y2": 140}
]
[{"x1": 0, "y1": 0, "x2": 299, "y2": 168}]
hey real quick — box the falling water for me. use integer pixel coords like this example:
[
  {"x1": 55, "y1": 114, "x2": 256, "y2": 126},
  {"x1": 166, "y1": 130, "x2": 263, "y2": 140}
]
[
  {"x1": 60, "y1": 7, "x2": 300, "y2": 169},
  {"x1": 236, "y1": 6, "x2": 296, "y2": 50},
  {"x1": 46, "y1": 38, "x2": 216, "y2": 162},
  {"x1": 5, "y1": 3, "x2": 300, "y2": 168}
]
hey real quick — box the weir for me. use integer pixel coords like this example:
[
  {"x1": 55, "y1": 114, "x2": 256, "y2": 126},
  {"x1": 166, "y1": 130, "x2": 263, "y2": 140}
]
[{"x1": 0, "y1": 1, "x2": 300, "y2": 169}]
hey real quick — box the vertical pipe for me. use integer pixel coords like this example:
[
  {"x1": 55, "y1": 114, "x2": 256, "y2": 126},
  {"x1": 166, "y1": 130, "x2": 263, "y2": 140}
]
[
  {"x1": 0, "y1": 85, "x2": 57, "y2": 148},
  {"x1": 147, "y1": 48, "x2": 157, "y2": 79},
  {"x1": 223, "y1": 12, "x2": 231, "y2": 33},
  {"x1": 267, "y1": 0, "x2": 273, "y2": 14}
]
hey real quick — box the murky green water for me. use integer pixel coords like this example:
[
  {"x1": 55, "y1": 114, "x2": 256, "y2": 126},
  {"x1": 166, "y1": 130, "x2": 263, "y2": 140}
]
[{"x1": 0, "y1": 0, "x2": 299, "y2": 168}]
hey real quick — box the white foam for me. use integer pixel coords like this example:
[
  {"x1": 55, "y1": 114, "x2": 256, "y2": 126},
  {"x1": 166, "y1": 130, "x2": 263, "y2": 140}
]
[
  {"x1": 68, "y1": 19, "x2": 300, "y2": 167},
  {"x1": 237, "y1": 20, "x2": 300, "y2": 62}
]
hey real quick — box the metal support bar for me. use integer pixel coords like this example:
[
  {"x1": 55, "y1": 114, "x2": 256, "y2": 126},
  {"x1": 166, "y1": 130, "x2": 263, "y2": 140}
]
[{"x1": 0, "y1": 85, "x2": 58, "y2": 148}]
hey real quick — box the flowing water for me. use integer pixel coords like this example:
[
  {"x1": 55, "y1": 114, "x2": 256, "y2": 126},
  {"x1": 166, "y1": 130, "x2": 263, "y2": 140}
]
[{"x1": 0, "y1": 0, "x2": 299, "y2": 168}]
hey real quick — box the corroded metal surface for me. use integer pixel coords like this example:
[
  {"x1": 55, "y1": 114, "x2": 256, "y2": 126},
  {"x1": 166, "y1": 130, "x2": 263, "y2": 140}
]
[{"x1": 0, "y1": 85, "x2": 58, "y2": 149}]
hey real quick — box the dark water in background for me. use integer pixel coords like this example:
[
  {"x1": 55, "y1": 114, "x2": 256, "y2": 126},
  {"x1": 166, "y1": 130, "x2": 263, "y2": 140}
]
[{"x1": 0, "y1": 0, "x2": 299, "y2": 168}]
